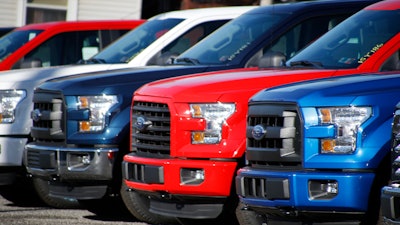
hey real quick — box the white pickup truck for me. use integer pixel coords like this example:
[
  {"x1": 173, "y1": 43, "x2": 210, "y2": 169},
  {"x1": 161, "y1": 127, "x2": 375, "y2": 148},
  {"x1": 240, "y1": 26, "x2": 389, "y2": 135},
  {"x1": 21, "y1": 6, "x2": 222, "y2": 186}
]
[{"x1": 0, "y1": 6, "x2": 253, "y2": 206}]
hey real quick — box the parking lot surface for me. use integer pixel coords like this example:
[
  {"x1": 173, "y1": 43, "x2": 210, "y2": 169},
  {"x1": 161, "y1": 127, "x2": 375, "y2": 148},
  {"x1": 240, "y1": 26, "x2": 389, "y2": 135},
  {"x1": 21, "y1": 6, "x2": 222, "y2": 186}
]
[{"x1": 0, "y1": 183, "x2": 150, "y2": 225}]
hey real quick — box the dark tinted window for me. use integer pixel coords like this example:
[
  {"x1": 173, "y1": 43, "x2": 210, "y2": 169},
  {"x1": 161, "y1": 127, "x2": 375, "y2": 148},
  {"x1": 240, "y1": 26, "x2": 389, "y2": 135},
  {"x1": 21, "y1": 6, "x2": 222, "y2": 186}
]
[
  {"x1": 287, "y1": 10, "x2": 400, "y2": 69},
  {"x1": 14, "y1": 31, "x2": 100, "y2": 69},
  {"x1": 147, "y1": 20, "x2": 229, "y2": 65},
  {"x1": 0, "y1": 29, "x2": 43, "y2": 62}
]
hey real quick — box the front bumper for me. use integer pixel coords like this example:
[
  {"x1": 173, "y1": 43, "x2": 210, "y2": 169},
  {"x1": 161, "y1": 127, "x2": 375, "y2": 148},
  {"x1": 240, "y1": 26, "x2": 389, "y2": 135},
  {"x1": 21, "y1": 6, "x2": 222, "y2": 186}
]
[
  {"x1": 236, "y1": 168, "x2": 375, "y2": 217},
  {"x1": 24, "y1": 142, "x2": 118, "y2": 199},
  {"x1": 381, "y1": 185, "x2": 400, "y2": 224},
  {"x1": 123, "y1": 153, "x2": 238, "y2": 196},
  {"x1": 122, "y1": 153, "x2": 238, "y2": 218}
]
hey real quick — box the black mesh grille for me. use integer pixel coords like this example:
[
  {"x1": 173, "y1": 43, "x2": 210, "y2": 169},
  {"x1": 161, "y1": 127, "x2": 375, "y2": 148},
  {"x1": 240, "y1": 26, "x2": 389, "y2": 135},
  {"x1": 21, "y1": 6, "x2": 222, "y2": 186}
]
[
  {"x1": 31, "y1": 90, "x2": 65, "y2": 142},
  {"x1": 246, "y1": 102, "x2": 302, "y2": 169},
  {"x1": 131, "y1": 101, "x2": 170, "y2": 158}
]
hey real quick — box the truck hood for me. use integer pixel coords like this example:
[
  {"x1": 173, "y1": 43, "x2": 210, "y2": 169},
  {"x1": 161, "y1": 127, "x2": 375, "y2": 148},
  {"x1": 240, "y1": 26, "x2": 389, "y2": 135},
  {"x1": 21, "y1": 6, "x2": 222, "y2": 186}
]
[
  {"x1": 135, "y1": 68, "x2": 342, "y2": 102},
  {"x1": 0, "y1": 63, "x2": 130, "y2": 89},
  {"x1": 37, "y1": 64, "x2": 221, "y2": 95},
  {"x1": 250, "y1": 72, "x2": 400, "y2": 107}
]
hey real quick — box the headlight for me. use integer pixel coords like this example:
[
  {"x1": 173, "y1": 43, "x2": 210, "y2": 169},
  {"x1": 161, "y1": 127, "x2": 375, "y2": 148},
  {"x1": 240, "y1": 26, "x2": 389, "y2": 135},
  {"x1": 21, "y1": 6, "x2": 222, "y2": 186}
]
[
  {"x1": 78, "y1": 95, "x2": 118, "y2": 132},
  {"x1": 0, "y1": 90, "x2": 26, "y2": 123},
  {"x1": 318, "y1": 106, "x2": 371, "y2": 154},
  {"x1": 190, "y1": 103, "x2": 235, "y2": 144}
]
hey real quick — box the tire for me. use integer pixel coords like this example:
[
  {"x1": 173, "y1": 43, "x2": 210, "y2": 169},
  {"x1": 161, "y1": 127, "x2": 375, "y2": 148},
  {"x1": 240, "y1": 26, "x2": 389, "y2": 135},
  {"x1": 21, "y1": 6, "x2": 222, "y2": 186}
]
[
  {"x1": 235, "y1": 202, "x2": 267, "y2": 225},
  {"x1": 120, "y1": 182, "x2": 178, "y2": 225},
  {"x1": 32, "y1": 177, "x2": 81, "y2": 209},
  {"x1": 0, "y1": 174, "x2": 44, "y2": 207}
]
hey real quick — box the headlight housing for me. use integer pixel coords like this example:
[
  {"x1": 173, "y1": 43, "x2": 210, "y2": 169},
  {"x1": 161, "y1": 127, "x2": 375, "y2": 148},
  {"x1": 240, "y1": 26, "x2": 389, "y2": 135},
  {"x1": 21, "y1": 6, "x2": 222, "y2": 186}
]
[
  {"x1": 0, "y1": 90, "x2": 26, "y2": 123},
  {"x1": 318, "y1": 106, "x2": 371, "y2": 154},
  {"x1": 78, "y1": 95, "x2": 118, "y2": 132},
  {"x1": 190, "y1": 103, "x2": 235, "y2": 144}
]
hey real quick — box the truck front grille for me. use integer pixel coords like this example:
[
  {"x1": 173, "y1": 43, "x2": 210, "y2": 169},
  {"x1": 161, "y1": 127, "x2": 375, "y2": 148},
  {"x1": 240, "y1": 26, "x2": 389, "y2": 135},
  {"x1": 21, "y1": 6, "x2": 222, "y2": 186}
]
[
  {"x1": 131, "y1": 101, "x2": 170, "y2": 158},
  {"x1": 30, "y1": 90, "x2": 65, "y2": 142},
  {"x1": 391, "y1": 107, "x2": 400, "y2": 181},
  {"x1": 246, "y1": 102, "x2": 302, "y2": 169}
]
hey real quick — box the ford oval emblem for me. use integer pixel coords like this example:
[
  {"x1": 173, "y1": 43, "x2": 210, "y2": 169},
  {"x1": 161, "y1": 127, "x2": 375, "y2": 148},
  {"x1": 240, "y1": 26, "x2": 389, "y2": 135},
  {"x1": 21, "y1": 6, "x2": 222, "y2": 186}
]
[
  {"x1": 252, "y1": 124, "x2": 267, "y2": 140},
  {"x1": 32, "y1": 108, "x2": 42, "y2": 122},
  {"x1": 134, "y1": 116, "x2": 152, "y2": 132}
]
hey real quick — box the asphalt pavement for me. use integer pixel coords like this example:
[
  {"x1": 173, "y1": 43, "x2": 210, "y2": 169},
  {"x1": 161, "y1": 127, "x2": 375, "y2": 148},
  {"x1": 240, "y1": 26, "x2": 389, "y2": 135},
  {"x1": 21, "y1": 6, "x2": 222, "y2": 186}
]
[{"x1": 0, "y1": 182, "x2": 150, "y2": 225}]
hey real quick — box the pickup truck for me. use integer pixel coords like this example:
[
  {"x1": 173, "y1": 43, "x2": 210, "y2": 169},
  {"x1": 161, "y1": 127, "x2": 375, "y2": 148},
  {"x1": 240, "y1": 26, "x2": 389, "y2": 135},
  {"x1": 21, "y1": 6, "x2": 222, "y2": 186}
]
[
  {"x1": 121, "y1": 0, "x2": 399, "y2": 224},
  {"x1": 234, "y1": 70, "x2": 400, "y2": 224},
  {"x1": 0, "y1": 7, "x2": 247, "y2": 208},
  {"x1": 23, "y1": 0, "x2": 376, "y2": 224},
  {"x1": 0, "y1": 20, "x2": 143, "y2": 70}
]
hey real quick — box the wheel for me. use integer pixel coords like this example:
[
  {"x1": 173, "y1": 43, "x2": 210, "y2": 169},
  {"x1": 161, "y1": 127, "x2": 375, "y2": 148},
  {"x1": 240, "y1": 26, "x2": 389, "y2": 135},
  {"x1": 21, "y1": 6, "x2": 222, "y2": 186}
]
[
  {"x1": 120, "y1": 182, "x2": 178, "y2": 225},
  {"x1": 32, "y1": 177, "x2": 81, "y2": 209},
  {"x1": 235, "y1": 202, "x2": 267, "y2": 225}
]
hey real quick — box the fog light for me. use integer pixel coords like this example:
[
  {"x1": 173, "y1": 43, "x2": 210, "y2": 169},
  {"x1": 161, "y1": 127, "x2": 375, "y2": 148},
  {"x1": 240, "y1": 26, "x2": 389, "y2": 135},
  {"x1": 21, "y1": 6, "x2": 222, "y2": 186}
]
[
  {"x1": 309, "y1": 180, "x2": 338, "y2": 200},
  {"x1": 180, "y1": 168, "x2": 205, "y2": 185},
  {"x1": 67, "y1": 153, "x2": 91, "y2": 170}
]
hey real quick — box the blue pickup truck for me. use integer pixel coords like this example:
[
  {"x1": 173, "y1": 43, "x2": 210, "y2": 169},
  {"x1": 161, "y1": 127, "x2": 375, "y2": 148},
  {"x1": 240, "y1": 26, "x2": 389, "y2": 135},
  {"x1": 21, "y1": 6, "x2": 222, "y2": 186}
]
[
  {"x1": 235, "y1": 71, "x2": 400, "y2": 224},
  {"x1": 23, "y1": 0, "x2": 375, "y2": 224}
]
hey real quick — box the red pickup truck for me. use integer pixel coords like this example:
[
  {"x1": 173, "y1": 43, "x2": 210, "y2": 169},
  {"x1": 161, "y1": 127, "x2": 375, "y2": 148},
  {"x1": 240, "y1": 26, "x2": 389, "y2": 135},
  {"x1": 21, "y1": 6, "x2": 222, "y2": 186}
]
[
  {"x1": 123, "y1": 0, "x2": 398, "y2": 224},
  {"x1": 0, "y1": 20, "x2": 144, "y2": 70}
]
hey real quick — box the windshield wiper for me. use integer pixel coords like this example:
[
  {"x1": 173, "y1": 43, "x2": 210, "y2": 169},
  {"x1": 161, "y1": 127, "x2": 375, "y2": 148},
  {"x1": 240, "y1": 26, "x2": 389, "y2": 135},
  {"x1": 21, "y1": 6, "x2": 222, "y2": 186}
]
[
  {"x1": 174, "y1": 57, "x2": 199, "y2": 65},
  {"x1": 289, "y1": 60, "x2": 323, "y2": 69},
  {"x1": 77, "y1": 58, "x2": 107, "y2": 64}
]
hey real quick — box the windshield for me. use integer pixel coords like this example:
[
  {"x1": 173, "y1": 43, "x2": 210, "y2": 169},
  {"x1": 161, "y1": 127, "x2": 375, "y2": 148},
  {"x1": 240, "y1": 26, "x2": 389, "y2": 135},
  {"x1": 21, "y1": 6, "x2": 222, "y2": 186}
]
[
  {"x1": 91, "y1": 18, "x2": 183, "y2": 63},
  {"x1": 175, "y1": 12, "x2": 289, "y2": 65},
  {"x1": 287, "y1": 10, "x2": 400, "y2": 69},
  {"x1": 0, "y1": 29, "x2": 43, "y2": 62}
]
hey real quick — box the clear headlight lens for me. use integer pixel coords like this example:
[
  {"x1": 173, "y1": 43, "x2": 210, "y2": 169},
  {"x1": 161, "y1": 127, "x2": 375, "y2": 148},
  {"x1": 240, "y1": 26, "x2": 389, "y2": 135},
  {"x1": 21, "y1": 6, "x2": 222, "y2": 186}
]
[
  {"x1": 0, "y1": 90, "x2": 26, "y2": 123},
  {"x1": 318, "y1": 106, "x2": 371, "y2": 154},
  {"x1": 190, "y1": 103, "x2": 235, "y2": 144},
  {"x1": 78, "y1": 95, "x2": 118, "y2": 132}
]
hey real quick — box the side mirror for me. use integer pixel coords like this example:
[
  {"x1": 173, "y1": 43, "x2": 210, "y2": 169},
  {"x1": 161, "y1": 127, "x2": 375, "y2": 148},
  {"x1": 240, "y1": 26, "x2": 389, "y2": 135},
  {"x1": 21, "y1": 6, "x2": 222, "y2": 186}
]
[{"x1": 258, "y1": 51, "x2": 286, "y2": 68}]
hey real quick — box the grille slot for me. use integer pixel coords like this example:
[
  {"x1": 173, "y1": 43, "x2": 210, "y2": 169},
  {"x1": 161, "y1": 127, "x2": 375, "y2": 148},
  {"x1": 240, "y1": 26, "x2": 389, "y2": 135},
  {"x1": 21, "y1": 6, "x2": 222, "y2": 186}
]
[
  {"x1": 131, "y1": 101, "x2": 170, "y2": 158},
  {"x1": 246, "y1": 102, "x2": 302, "y2": 169},
  {"x1": 238, "y1": 176, "x2": 289, "y2": 200},
  {"x1": 125, "y1": 163, "x2": 145, "y2": 183},
  {"x1": 26, "y1": 150, "x2": 41, "y2": 168}
]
